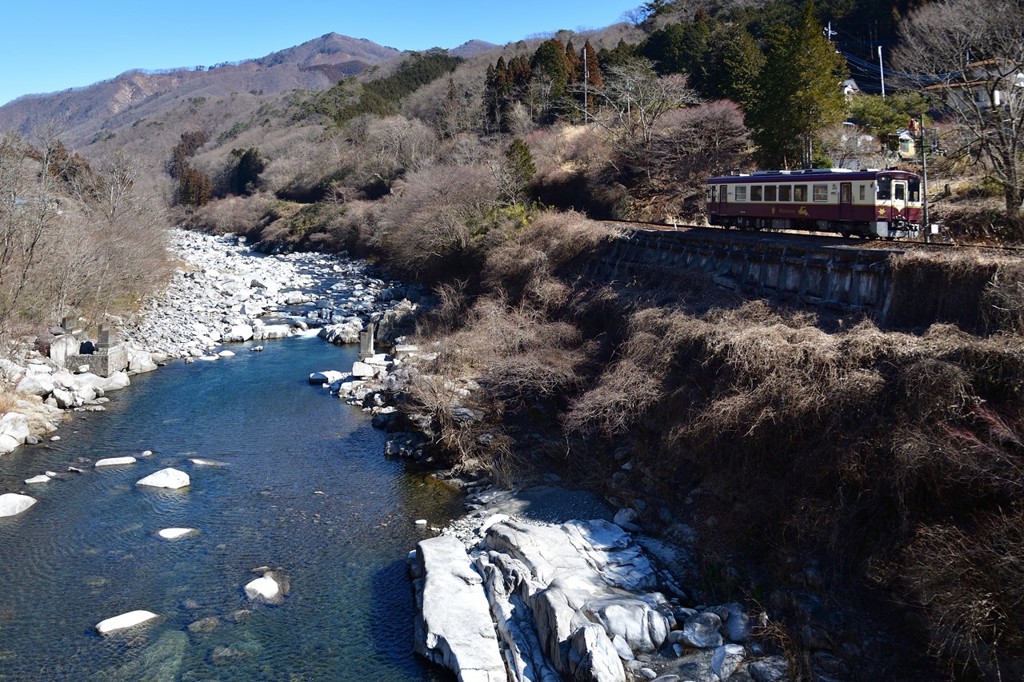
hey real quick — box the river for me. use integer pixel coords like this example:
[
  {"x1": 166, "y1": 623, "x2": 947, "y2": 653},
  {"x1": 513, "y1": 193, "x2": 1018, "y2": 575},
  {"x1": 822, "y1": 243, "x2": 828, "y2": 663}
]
[{"x1": 0, "y1": 335, "x2": 459, "y2": 680}]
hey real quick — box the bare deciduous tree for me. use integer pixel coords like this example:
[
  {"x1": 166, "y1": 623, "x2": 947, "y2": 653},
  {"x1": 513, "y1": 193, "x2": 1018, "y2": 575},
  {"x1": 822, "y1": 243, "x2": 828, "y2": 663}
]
[
  {"x1": 587, "y1": 59, "x2": 701, "y2": 187},
  {"x1": 895, "y1": 0, "x2": 1024, "y2": 229},
  {"x1": 375, "y1": 163, "x2": 498, "y2": 280},
  {"x1": 817, "y1": 123, "x2": 885, "y2": 170},
  {"x1": 0, "y1": 132, "x2": 60, "y2": 330},
  {"x1": 645, "y1": 100, "x2": 750, "y2": 208}
]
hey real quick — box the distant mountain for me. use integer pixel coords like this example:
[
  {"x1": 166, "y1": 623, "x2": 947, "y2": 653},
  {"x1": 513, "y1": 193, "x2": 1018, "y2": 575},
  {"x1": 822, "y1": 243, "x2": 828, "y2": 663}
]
[
  {"x1": 0, "y1": 33, "x2": 401, "y2": 147},
  {"x1": 450, "y1": 40, "x2": 499, "y2": 58}
]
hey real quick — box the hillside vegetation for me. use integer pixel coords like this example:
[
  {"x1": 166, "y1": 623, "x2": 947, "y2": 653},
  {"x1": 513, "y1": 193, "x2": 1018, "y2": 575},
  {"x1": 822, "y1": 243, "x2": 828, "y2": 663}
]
[{"x1": 3, "y1": 0, "x2": 1024, "y2": 679}]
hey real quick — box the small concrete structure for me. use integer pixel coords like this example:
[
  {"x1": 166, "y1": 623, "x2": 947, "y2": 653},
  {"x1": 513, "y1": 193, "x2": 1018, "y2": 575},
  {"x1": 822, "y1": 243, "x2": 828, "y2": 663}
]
[
  {"x1": 358, "y1": 322, "x2": 376, "y2": 361},
  {"x1": 51, "y1": 324, "x2": 128, "y2": 378}
]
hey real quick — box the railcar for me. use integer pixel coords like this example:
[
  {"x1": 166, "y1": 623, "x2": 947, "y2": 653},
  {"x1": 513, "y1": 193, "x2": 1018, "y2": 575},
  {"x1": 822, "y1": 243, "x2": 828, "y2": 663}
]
[{"x1": 706, "y1": 168, "x2": 923, "y2": 239}]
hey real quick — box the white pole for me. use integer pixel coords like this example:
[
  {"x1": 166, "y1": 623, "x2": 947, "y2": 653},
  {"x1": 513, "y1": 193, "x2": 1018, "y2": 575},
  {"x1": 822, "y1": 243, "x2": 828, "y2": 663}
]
[
  {"x1": 583, "y1": 47, "x2": 589, "y2": 125},
  {"x1": 878, "y1": 46, "x2": 886, "y2": 99}
]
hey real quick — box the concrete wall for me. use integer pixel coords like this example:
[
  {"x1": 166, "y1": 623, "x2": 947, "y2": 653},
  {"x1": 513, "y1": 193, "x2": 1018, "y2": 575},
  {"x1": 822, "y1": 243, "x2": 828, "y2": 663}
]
[
  {"x1": 65, "y1": 345, "x2": 128, "y2": 377},
  {"x1": 591, "y1": 229, "x2": 895, "y2": 321}
]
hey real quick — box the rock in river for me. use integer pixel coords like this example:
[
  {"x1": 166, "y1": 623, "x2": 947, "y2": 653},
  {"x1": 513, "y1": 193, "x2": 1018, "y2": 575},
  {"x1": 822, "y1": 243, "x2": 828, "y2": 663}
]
[
  {"x1": 244, "y1": 570, "x2": 289, "y2": 605},
  {"x1": 95, "y1": 456, "x2": 138, "y2": 467},
  {"x1": 136, "y1": 468, "x2": 190, "y2": 489},
  {"x1": 413, "y1": 534, "x2": 506, "y2": 682},
  {"x1": 0, "y1": 493, "x2": 37, "y2": 517},
  {"x1": 95, "y1": 609, "x2": 161, "y2": 635},
  {"x1": 157, "y1": 528, "x2": 199, "y2": 540}
]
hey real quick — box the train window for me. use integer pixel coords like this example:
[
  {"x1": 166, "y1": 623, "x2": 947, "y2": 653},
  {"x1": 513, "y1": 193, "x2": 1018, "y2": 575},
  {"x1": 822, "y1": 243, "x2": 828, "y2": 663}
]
[
  {"x1": 877, "y1": 176, "x2": 892, "y2": 200},
  {"x1": 908, "y1": 177, "x2": 921, "y2": 202},
  {"x1": 751, "y1": 186, "x2": 763, "y2": 201},
  {"x1": 812, "y1": 184, "x2": 828, "y2": 202},
  {"x1": 859, "y1": 184, "x2": 867, "y2": 201},
  {"x1": 895, "y1": 184, "x2": 905, "y2": 201},
  {"x1": 794, "y1": 185, "x2": 807, "y2": 202},
  {"x1": 779, "y1": 185, "x2": 792, "y2": 201},
  {"x1": 765, "y1": 185, "x2": 777, "y2": 201},
  {"x1": 735, "y1": 186, "x2": 747, "y2": 201},
  {"x1": 720, "y1": 185, "x2": 727, "y2": 202}
]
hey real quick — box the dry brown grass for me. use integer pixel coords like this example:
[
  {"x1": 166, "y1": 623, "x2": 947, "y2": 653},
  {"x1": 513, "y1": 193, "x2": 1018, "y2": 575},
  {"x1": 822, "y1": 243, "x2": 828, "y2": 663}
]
[
  {"x1": 184, "y1": 192, "x2": 276, "y2": 236},
  {"x1": 554, "y1": 289, "x2": 1024, "y2": 678},
  {"x1": 0, "y1": 391, "x2": 19, "y2": 414},
  {"x1": 483, "y1": 210, "x2": 615, "y2": 308},
  {"x1": 887, "y1": 249, "x2": 1020, "y2": 333}
]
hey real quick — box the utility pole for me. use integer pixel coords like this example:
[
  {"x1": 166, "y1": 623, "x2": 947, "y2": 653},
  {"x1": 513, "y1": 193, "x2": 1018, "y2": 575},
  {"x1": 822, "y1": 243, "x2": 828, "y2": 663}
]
[
  {"x1": 920, "y1": 114, "x2": 930, "y2": 243},
  {"x1": 583, "y1": 47, "x2": 589, "y2": 125},
  {"x1": 878, "y1": 46, "x2": 886, "y2": 99}
]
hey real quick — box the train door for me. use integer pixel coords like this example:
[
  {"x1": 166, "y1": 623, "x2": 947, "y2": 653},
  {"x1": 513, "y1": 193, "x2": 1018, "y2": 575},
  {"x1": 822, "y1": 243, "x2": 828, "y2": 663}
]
[
  {"x1": 892, "y1": 180, "x2": 908, "y2": 222},
  {"x1": 839, "y1": 182, "x2": 852, "y2": 222}
]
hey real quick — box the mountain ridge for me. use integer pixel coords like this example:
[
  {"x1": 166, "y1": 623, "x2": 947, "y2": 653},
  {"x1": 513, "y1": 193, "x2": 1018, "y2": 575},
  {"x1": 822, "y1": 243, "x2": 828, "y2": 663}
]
[{"x1": 0, "y1": 32, "x2": 405, "y2": 146}]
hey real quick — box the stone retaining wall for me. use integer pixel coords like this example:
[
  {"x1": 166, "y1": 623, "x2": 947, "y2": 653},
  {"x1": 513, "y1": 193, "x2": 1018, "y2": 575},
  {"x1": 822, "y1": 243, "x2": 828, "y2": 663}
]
[{"x1": 589, "y1": 230, "x2": 971, "y2": 329}]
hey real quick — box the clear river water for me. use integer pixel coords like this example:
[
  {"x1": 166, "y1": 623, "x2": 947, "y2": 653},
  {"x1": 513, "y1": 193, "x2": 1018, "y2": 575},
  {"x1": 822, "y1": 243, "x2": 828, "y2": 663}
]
[{"x1": 0, "y1": 335, "x2": 459, "y2": 681}]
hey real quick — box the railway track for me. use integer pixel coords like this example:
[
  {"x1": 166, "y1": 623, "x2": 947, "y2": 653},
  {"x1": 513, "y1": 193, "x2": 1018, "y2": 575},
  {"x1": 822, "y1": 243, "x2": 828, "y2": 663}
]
[{"x1": 601, "y1": 219, "x2": 1024, "y2": 256}]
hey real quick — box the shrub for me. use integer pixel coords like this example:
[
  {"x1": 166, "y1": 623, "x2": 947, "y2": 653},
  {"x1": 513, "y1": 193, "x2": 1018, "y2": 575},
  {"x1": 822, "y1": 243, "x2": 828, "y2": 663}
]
[{"x1": 372, "y1": 163, "x2": 498, "y2": 282}]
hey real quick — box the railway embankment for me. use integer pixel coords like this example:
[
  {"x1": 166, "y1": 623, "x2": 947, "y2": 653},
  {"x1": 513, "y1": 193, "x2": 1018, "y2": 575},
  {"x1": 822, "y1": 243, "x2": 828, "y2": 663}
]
[{"x1": 592, "y1": 227, "x2": 1024, "y2": 333}]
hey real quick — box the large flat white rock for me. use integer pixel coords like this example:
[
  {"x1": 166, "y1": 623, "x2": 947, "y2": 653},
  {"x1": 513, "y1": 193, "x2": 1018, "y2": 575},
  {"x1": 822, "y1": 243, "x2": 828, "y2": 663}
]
[
  {"x1": 0, "y1": 493, "x2": 37, "y2": 517},
  {"x1": 157, "y1": 528, "x2": 199, "y2": 540},
  {"x1": 414, "y1": 534, "x2": 506, "y2": 681},
  {"x1": 136, "y1": 468, "x2": 190, "y2": 489},
  {"x1": 95, "y1": 456, "x2": 138, "y2": 467},
  {"x1": 95, "y1": 610, "x2": 160, "y2": 635},
  {"x1": 24, "y1": 475, "x2": 51, "y2": 484}
]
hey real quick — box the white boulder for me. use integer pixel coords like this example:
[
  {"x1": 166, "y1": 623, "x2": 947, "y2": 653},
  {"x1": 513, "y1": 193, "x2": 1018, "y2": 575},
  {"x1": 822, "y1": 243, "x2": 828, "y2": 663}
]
[
  {"x1": 95, "y1": 457, "x2": 138, "y2": 467},
  {"x1": 0, "y1": 412, "x2": 31, "y2": 454},
  {"x1": 413, "y1": 535, "x2": 506, "y2": 681},
  {"x1": 244, "y1": 573, "x2": 285, "y2": 605},
  {"x1": 136, "y1": 468, "x2": 190, "y2": 489},
  {"x1": 24, "y1": 475, "x2": 51, "y2": 484},
  {"x1": 223, "y1": 324, "x2": 254, "y2": 343},
  {"x1": 0, "y1": 493, "x2": 38, "y2": 517},
  {"x1": 48, "y1": 334, "x2": 80, "y2": 368},
  {"x1": 157, "y1": 528, "x2": 199, "y2": 540},
  {"x1": 95, "y1": 610, "x2": 160, "y2": 635},
  {"x1": 100, "y1": 371, "x2": 131, "y2": 392},
  {"x1": 15, "y1": 372, "x2": 55, "y2": 397},
  {"x1": 126, "y1": 348, "x2": 158, "y2": 374},
  {"x1": 254, "y1": 324, "x2": 291, "y2": 340},
  {"x1": 351, "y1": 361, "x2": 375, "y2": 379},
  {"x1": 309, "y1": 370, "x2": 345, "y2": 385}
]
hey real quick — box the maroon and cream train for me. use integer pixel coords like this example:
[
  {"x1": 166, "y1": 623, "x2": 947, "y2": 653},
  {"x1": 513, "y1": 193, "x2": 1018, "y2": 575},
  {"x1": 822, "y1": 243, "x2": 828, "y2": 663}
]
[{"x1": 706, "y1": 168, "x2": 923, "y2": 239}]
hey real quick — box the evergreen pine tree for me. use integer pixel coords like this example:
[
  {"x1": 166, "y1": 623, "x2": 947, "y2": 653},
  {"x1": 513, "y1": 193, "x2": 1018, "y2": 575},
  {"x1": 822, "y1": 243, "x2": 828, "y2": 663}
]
[
  {"x1": 565, "y1": 41, "x2": 582, "y2": 83},
  {"x1": 505, "y1": 137, "x2": 536, "y2": 204},
  {"x1": 530, "y1": 39, "x2": 571, "y2": 120},
  {"x1": 748, "y1": 0, "x2": 847, "y2": 168}
]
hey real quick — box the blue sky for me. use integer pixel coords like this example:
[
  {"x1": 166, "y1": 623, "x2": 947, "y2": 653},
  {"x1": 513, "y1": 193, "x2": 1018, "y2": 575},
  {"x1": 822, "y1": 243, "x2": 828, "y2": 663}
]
[{"x1": 0, "y1": 0, "x2": 641, "y2": 106}]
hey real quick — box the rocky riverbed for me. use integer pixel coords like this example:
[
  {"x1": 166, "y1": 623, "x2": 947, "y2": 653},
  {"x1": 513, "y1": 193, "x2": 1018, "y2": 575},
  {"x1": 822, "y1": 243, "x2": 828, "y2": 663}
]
[
  {"x1": 304, "y1": 340, "x2": 794, "y2": 682},
  {"x1": 406, "y1": 488, "x2": 792, "y2": 682},
  {"x1": 124, "y1": 229, "x2": 420, "y2": 359},
  {"x1": 0, "y1": 228, "x2": 420, "y2": 514}
]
